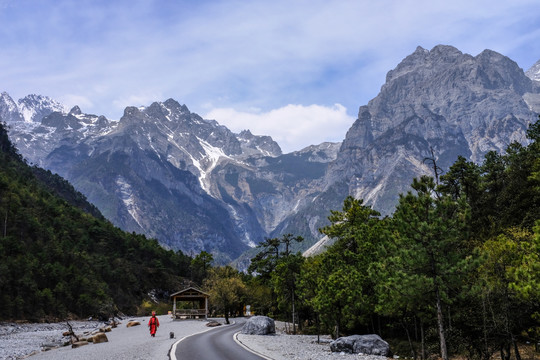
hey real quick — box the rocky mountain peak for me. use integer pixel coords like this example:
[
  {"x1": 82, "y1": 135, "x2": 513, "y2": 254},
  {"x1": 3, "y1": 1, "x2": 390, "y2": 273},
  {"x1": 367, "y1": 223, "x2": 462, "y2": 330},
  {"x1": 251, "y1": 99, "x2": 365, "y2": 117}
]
[
  {"x1": 69, "y1": 105, "x2": 82, "y2": 115},
  {"x1": 122, "y1": 106, "x2": 141, "y2": 118},
  {"x1": 239, "y1": 129, "x2": 254, "y2": 138},
  {"x1": 526, "y1": 59, "x2": 540, "y2": 82},
  {"x1": 385, "y1": 45, "x2": 466, "y2": 84},
  {"x1": 294, "y1": 142, "x2": 340, "y2": 163},
  {"x1": 18, "y1": 94, "x2": 65, "y2": 123},
  {"x1": 384, "y1": 45, "x2": 530, "y2": 95},
  {"x1": 163, "y1": 98, "x2": 190, "y2": 114},
  {"x1": 326, "y1": 45, "x2": 539, "y2": 218},
  {"x1": 144, "y1": 101, "x2": 174, "y2": 120},
  {"x1": 474, "y1": 49, "x2": 531, "y2": 94},
  {"x1": 0, "y1": 92, "x2": 23, "y2": 122},
  {"x1": 236, "y1": 129, "x2": 282, "y2": 157}
]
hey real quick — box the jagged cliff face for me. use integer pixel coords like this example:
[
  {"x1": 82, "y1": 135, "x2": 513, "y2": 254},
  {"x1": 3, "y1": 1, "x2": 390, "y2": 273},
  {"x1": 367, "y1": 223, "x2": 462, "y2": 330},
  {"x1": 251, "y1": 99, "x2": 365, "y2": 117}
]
[
  {"x1": 1, "y1": 45, "x2": 539, "y2": 261},
  {"x1": 324, "y1": 45, "x2": 539, "y2": 218},
  {"x1": 281, "y1": 45, "x2": 540, "y2": 249}
]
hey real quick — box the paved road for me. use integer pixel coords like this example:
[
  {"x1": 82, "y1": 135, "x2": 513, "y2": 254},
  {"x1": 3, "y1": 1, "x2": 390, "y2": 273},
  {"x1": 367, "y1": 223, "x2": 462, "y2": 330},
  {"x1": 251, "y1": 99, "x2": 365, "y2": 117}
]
[{"x1": 173, "y1": 318, "x2": 266, "y2": 360}]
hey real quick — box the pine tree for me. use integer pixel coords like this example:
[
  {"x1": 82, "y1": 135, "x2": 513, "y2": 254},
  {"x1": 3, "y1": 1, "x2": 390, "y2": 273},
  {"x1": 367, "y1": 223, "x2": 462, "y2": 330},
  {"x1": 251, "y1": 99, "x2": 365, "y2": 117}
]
[{"x1": 383, "y1": 176, "x2": 470, "y2": 360}]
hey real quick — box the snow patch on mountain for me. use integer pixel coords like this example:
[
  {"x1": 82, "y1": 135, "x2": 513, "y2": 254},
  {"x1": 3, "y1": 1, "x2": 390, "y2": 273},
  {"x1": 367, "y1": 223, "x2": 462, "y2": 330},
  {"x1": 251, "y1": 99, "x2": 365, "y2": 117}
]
[
  {"x1": 227, "y1": 204, "x2": 256, "y2": 248},
  {"x1": 1, "y1": 92, "x2": 19, "y2": 113},
  {"x1": 526, "y1": 59, "x2": 540, "y2": 82},
  {"x1": 18, "y1": 94, "x2": 65, "y2": 123},
  {"x1": 115, "y1": 175, "x2": 144, "y2": 229},
  {"x1": 197, "y1": 136, "x2": 231, "y2": 192}
]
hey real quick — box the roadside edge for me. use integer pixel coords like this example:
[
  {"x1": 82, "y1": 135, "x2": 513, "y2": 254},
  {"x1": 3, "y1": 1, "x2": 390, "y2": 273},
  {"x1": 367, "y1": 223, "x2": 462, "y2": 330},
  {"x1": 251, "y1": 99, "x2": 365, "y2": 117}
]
[
  {"x1": 168, "y1": 326, "x2": 219, "y2": 360},
  {"x1": 233, "y1": 332, "x2": 275, "y2": 360}
]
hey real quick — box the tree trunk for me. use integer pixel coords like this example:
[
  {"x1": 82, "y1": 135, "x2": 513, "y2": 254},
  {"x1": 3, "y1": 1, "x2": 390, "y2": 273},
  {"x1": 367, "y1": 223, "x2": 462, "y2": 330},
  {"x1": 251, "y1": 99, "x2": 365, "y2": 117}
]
[
  {"x1": 316, "y1": 313, "x2": 320, "y2": 344},
  {"x1": 512, "y1": 336, "x2": 521, "y2": 360},
  {"x1": 500, "y1": 342, "x2": 511, "y2": 360},
  {"x1": 482, "y1": 295, "x2": 489, "y2": 360},
  {"x1": 334, "y1": 316, "x2": 340, "y2": 340},
  {"x1": 421, "y1": 321, "x2": 426, "y2": 360},
  {"x1": 436, "y1": 288, "x2": 449, "y2": 360},
  {"x1": 292, "y1": 291, "x2": 296, "y2": 335},
  {"x1": 3, "y1": 194, "x2": 9, "y2": 237},
  {"x1": 402, "y1": 320, "x2": 417, "y2": 360}
]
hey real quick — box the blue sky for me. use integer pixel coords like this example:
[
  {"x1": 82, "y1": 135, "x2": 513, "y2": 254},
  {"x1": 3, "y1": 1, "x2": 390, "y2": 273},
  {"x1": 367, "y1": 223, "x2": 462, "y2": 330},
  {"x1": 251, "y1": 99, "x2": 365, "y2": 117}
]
[{"x1": 1, "y1": 0, "x2": 540, "y2": 152}]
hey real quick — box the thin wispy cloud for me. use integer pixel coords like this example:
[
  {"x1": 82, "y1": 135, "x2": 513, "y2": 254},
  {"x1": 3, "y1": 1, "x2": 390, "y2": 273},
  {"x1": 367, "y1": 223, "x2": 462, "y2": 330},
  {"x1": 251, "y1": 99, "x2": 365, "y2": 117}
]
[{"x1": 1, "y1": 0, "x2": 539, "y2": 152}]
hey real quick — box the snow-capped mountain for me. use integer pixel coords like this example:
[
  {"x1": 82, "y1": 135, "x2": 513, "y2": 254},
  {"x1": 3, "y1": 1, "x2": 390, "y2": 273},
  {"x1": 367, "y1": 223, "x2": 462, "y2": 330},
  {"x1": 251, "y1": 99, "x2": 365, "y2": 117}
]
[
  {"x1": 0, "y1": 92, "x2": 65, "y2": 126},
  {"x1": 2, "y1": 45, "x2": 539, "y2": 262},
  {"x1": 526, "y1": 59, "x2": 540, "y2": 82},
  {"x1": 1, "y1": 92, "x2": 23, "y2": 122},
  {"x1": 18, "y1": 94, "x2": 66, "y2": 123},
  {"x1": 2, "y1": 96, "x2": 297, "y2": 262}
]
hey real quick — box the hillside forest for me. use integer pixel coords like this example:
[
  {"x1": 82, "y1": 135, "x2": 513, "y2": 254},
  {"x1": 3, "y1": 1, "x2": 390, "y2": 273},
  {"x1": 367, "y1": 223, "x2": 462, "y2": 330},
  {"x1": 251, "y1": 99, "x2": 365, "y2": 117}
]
[
  {"x1": 1, "y1": 118, "x2": 539, "y2": 360},
  {"x1": 0, "y1": 121, "x2": 192, "y2": 320}
]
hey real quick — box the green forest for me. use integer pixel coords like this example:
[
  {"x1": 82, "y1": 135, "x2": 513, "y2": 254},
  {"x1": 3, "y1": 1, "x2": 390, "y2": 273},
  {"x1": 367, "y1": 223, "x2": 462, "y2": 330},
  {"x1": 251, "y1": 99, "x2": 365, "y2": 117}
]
[
  {"x1": 201, "y1": 118, "x2": 540, "y2": 360},
  {"x1": 1, "y1": 117, "x2": 539, "y2": 360},
  {"x1": 0, "y1": 121, "x2": 192, "y2": 321}
]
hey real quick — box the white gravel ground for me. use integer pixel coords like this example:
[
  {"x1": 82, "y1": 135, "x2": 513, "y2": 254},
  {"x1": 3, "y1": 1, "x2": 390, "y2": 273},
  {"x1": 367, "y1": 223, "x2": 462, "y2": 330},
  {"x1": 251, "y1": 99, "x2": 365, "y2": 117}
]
[
  {"x1": 0, "y1": 318, "x2": 390, "y2": 360},
  {"x1": 0, "y1": 316, "x2": 211, "y2": 360},
  {"x1": 237, "y1": 333, "x2": 389, "y2": 360},
  {"x1": 237, "y1": 321, "x2": 390, "y2": 360}
]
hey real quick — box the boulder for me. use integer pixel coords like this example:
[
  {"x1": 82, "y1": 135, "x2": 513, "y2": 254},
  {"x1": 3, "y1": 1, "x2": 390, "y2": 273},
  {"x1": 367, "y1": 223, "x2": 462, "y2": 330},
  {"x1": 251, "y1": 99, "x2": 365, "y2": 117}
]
[
  {"x1": 71, "y1": 341, "x2": 89, "y2": 348},
  {"x1": 206, "y1": 320, "x2": 221, "y2": 327},
  {"x1": 92, "y1": 333, "x2": 109, "y2": 344},
  {"x1": 241, "y1": 316, "x2": 275, "y2": 335},
  {"x1": 126, "y1": 321, "x2": 140, "y2": 327},
  {"x1": 330, "y1": 334, "x2": 390, "y2": 356}
]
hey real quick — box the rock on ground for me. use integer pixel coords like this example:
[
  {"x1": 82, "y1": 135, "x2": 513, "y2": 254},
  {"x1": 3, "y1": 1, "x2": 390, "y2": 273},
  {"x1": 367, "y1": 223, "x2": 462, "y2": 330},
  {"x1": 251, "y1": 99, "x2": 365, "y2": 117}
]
[
  {"x1": 241, "y1": 316, "x2": 275, "y2": 335},
  {"x1": 330, "y1": 334, "x2": 390, "y2": 356}
]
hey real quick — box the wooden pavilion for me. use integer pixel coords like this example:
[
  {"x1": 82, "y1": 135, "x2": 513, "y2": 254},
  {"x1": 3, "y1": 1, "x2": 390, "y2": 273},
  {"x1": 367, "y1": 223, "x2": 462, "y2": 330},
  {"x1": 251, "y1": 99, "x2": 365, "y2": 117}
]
[{"x1": 170, "y1": 287, "x2": 209, "y2": 320}]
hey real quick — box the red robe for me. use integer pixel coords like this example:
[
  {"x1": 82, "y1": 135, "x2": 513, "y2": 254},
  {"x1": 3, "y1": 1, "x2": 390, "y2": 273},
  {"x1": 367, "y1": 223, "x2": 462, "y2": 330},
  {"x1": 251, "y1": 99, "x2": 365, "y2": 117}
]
[{"x1": 148, "y1": 315, "x2": 159, "y2": 336}]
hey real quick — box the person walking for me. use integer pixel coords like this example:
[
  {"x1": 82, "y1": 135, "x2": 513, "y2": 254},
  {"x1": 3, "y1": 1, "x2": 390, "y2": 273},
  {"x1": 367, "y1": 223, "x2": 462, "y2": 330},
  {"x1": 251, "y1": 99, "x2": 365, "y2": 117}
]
[{"x1": 148, "y1": 311, "x2": 160, "y2": 337}]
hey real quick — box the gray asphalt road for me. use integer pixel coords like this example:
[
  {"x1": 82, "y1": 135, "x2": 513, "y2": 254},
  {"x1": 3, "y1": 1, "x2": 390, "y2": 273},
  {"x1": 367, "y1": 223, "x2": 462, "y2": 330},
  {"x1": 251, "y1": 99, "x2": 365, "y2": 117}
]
[{"x1": 174, "y1": 318, "x2": 266, "y2": 360}]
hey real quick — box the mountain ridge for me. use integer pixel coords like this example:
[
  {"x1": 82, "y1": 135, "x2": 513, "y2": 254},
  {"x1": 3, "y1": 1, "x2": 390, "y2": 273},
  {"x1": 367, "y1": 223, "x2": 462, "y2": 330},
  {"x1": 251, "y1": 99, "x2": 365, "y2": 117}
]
[{"x1": 2, "y1": 44, "x2": 539, "y2": 262}]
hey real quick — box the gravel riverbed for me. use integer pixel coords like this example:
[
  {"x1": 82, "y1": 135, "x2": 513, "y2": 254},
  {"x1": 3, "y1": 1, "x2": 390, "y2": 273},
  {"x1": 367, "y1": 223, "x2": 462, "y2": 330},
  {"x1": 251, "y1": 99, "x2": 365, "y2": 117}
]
[{"x1": 0, "y1": 318, "x2": 390, "y2": 360}]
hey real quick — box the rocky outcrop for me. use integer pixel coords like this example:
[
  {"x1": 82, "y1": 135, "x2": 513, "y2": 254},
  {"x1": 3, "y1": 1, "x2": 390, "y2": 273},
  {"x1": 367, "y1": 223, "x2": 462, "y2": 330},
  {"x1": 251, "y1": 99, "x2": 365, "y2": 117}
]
[
  {"x1": 330, "y1": 334, "x2": 390, "y2": 356},
  {"x1": 329, "y1": 45, "x2": 536, "y2": 214},
  {"x1": 526, "y1": 59, "x2": 540, "y2": 82},
  {"x1": 241, "y1": 316, "x2": 275, "y2": 335},
  {"x1": 293, "y1": 45, "x2": 540, "y2": 244}
]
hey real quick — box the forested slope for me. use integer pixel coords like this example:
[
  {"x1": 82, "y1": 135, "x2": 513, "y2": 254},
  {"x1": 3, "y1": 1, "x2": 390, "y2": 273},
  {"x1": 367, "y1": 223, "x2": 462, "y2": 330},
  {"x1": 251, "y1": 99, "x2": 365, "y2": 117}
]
[
  {"x1": 242, "y1": 117, "x2": 540, "y2": 360},
  {"x1": 0, "y1": 122, "x2": 191, "y2": 321}
]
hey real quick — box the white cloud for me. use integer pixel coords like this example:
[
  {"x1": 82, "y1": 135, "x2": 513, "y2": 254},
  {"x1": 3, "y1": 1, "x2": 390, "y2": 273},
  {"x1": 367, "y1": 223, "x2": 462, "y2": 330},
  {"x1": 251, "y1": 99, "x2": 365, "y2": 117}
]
[
  {"x1": 205, "y1": 104, "x2": 354, "y2": 153},
  {"x1": 1, "y1": 0, "x2": 539, "y2": 140}
]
